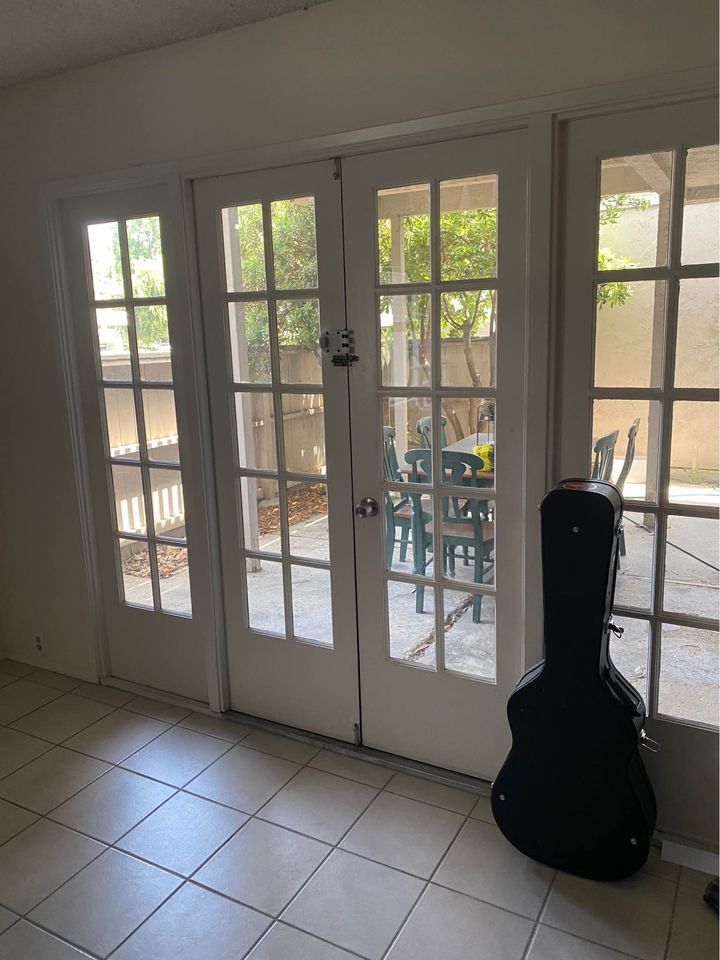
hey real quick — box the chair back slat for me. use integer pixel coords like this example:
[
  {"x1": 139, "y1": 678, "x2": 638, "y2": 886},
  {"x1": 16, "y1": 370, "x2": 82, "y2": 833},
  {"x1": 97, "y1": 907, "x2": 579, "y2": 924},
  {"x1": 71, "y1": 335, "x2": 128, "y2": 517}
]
[
  {"x1": 382, "y1": 426, "x2": 402, "y2": 482},
  {"x1": 615, "y1": 418, "x2": 641, "y2": 493},
  {"x1": 591, "y1": 430, "x2": 619, "y2": 482},
  {"x1": 416, "y1": 415, "x2": 448, "y2": 448}
]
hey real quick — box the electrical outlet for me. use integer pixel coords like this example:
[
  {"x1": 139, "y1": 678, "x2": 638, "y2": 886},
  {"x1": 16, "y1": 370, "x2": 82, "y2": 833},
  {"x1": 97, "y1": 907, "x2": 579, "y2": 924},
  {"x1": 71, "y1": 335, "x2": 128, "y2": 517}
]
[{"x1": 34, "y1": 635, "x2": 43, "y2": 653}]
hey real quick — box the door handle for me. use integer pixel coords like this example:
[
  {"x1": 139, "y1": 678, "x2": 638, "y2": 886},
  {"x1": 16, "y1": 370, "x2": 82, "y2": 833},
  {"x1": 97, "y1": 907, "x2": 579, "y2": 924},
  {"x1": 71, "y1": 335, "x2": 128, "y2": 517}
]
[{"x1": 354, "y1": 497, "x2": 379, "y2": 519}]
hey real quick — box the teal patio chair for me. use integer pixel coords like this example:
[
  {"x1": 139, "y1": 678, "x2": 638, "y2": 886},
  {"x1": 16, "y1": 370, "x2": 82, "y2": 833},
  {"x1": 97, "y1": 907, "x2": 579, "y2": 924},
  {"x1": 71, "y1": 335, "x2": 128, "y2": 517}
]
[
  {"x1": 383, "y1": 426, "x2": 412, "y2": 568},
  {"x1": 416, "y1": 415, "x2": 448, "y2": 448},
  {"x1": 615, "y1": 417, "x2": 640, "y2": 556},
  {"x1": 591, "y1": 430, "x2": 619, "y2": 482}
]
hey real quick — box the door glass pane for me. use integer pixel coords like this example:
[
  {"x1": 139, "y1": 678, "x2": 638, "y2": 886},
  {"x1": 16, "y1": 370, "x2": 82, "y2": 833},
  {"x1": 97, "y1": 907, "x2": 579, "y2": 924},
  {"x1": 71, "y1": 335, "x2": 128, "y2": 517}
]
[
  {"x1": 282, "y1": 393, "x2": 326, "y2": 475},
  {"x1": 235, "y1": 392, "x2": 276, "y2": 472},
  {"x1": 135, "y1": 305, "x2": 172, "y2": 382},
  {"x1": 669, "y1": 401, "x2": 719, "y2": 507},
  {"x1": 119, "y1": 539, "x2": 153, "y2": 609},
  {"x1": 239, "y1": 476, "x2": 281, "y2": 555},
  {"x1": 104, "y1": 388, "x2": 139, "y2": 460},
  {"x1": 440, "y1": 290, "x2": 496, "y2": 387},
  {"x1": 594, "y1": 280, "x2": 665, "y2": 388},
  {"x1": 246, "y1": 557, "x2": 285, "y2": 635},
  {"x1": 591, "y1": 399, "x2": 658, "y2": 501},
  {"x1": 127, "y1": 216, "x2": 165, "y2": 299},
  {"x1": 675, "y1": 278, "x2": 719, "y2": 389},
  {"x1": 615, "y1": 511, "x2": 654, "y2": 612},
  {"x1": 387, "y1": 579, "x2": 436, "y2": 669},
  {"x1": 658, "y1": 624, "x2": 718, "y2": 727},
  {"x1": 440, "y1": 397, "x2": 496, "y2": 488},
  {"x1": 598, "y1": 152, "x2": 672, "y2": 269},
  {"x1": 288, "y1": 482, "x2": 329, "y2": 561},
  {"x1": 609, "y1": 616, "x2": 649, "y2": 702},
  {"x1": 142, "y1": 390, "x2": 179, "y2": 463},
  {"x1": 291, "y1": 565, "x2": 332, "y2": 645},
  {"x1": 112, "y1": 465, "x2": 146, "y2": 535},
  {"x1": 377, "y1": 184, "x2": 430, "y2": 284},
  {"x1": 663, "y1": 516, "x2": 719, "y2": 620},
  {"x1": 157, "y1": 544, "x2": 191, "y2": 616},
  {"x1": 443, "y1": 588, "x2": 495, "y2": 680},
  {"x1": 277, "y1": 300, "x2": 322, "y2": 385},
  {"x1": 439, "y1": 175, "x2": 498, "y2": 280},
  {"x1": 229, "y1": 301, "x2": 271, "y2": 384},
  {"x1": 381, "y1": 396, "x2": 432, "y2": 482},
  {"x1": 87, "y1": 221, "x2": 124, "y2": 300},
  {"x1": 222, "y1": 204, "x2": 266, "y2": 293},
  {"x1": 149, "y1": 467, "x2": 185, "y2": 538},
  {"x1": 379, "y1": 294, "x2": 431, "y2": 387},
  {"x1": 682, "y1": 144, "x2": 719, "y2": 265},
  {"x1": 271, "y1": 197, "x2": 318, "y2": 289},
  {"x1": 96, "y1": 308, "x2": 131, "y2": 381}
]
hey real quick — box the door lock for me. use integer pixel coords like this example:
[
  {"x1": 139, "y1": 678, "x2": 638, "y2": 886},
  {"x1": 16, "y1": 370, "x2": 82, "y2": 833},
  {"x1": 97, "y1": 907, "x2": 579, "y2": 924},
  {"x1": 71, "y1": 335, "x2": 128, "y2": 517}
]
[{"x1": 354, "y1": 497, "x2": 379, "y2": 519}]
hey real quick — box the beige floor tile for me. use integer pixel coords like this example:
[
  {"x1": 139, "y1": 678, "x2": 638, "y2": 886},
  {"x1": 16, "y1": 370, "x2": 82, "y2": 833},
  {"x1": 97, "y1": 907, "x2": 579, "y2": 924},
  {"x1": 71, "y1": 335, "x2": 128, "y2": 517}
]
[
  {"x1": 49, "y1": 767, "x2": 175, "y2": 843},
  {"x1": 642, "y1": 846, "x2": 680, "y2": 881},
  {"x1": 0, "y1": 680, "x2": 63, "y2": 725},
  {"x1": 309, "y1": 750, "x2": 394, "y2": 788},
  {"x1": 469, "y1": 795, "x2": 495, "y2": 823},
  {"x1": 434, "y1": 819, "x2": 554, "y2": 919},
  {"x1": 541, "y1": 870, "x2": 676, "y2": 960},
  {"x1": 0, "y1": 726, "x2": 52, "y2": 778},
  {"x1": 195, "y1": 818, "x2": 330, "y2": 915},
  {"x1": 679, "y1": 864, "x2": 715, "y2": 891},
  {"x1": 528, "y1": 924, "x2": 636, "y2": 959},
  {"x1": 0, "y1": 675, "x2": 17, "y2": 690},
  {"x1": 341, "y1": 791, "x2": 463, "y2": 878},
  {"x1": 384, "y1": 772, "x2": 477, "y2": 815},
  {"x1": 0, "y1": 661, "x2": 33, "y2": 678},
  {"x1": 247, "y1": 923, "x2": 356, "y2": 959},
  {"x1": 260, "y1": 768, "x2": 377, "y2": 844},
  {"x1": 283, "y1": 849, "x2": 424, "y2": 959},
  {"x1": 124, "y1": 695, "x2": 192, "y2": 724},
  {"x1": 667, "y1": 885, "x2": 719, "y2": 960},
  {"x1": 387, "y1": 883, "x2": 533, "y2": 960},
  {"x1": 0, "y1": 921, "x2": 94, "y2": 959},
  {"x1": 0, "y1": 908, "x2": 15, "y2": 935},
  {"x1": 28, "y1": 849, "x2": 181, "y2": 957},
  {"x1": 117, "y1": 791, "x2": 247, "y2": 875},
  {"x1": 64, "y1": 709, "x2": 170, "y2": 764},
  {"x1": 112, "y1": 882, "x2": 270, "y2": 960},
  {"x1": 121, "y1": 726, "x2": 232, "y2": 786},
  {"x1": 179, "y1": 712, "x2": 253, "y2": 742},
  {"x1": 73, "y1": 683, "x2": 134, "y2": 707},
  {"x1": 186, "y1": 744, "x2": 300, "y2": 813},
  {"x1": 24, "y1": 669, "x2": 82, "y2": 692},
  {"x1": 0, "y1": 798, "x2": 37, "y2": 844},
  {"x1": 241, "y1": 729, "x2": 319, "y2": 764},
  {"x1": 0, "y1": 746, "x2": 110, "y2": 814},
  {"x1": 10, "y1": 694, "x2": 114, "y2": 744},
  {"x1": 0, "y1": 819, "x2": 104, "y2": 914}
]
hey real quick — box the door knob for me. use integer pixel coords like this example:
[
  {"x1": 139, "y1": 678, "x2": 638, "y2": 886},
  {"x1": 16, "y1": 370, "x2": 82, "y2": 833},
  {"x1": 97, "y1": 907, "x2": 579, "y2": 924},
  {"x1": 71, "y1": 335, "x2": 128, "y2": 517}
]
[{"x1": 354, "y1": 497, "x2": 379, "y2": 519}]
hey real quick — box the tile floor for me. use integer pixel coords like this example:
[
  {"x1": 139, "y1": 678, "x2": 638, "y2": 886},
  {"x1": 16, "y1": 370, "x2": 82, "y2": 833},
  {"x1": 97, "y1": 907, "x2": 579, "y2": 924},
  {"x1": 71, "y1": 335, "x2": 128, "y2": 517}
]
[{"x1": 0, "y1": 659, "x2": 717, "y2": 960}]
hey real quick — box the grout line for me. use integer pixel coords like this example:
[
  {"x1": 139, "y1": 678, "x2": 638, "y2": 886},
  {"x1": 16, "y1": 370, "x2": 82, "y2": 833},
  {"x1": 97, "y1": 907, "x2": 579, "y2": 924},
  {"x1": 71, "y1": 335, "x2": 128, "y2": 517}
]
[
  {"x1": 519, "y1": 867, "x2": 557, "y2": 960},
  {"x1": 662, "y1": 869, "x2": 682, "y2": 960}
]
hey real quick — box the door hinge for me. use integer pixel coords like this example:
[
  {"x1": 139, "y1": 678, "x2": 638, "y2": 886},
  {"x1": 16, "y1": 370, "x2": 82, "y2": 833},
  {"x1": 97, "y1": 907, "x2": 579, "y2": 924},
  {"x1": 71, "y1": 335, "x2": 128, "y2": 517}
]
[
  {"x1": 333, "y1": 157, "x2": 342, "y2": 180},
  {"x1": 353, "y1": 722, "x2": 361, "y2": 746},
  {"x1": 320, "y1": 329, "x2": 359, "y2": 367}
]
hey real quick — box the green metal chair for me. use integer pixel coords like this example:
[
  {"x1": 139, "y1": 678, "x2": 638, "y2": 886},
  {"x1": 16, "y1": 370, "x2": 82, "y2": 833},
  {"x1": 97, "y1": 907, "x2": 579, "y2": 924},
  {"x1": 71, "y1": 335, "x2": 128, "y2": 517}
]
[
  {"x1": 591, "y1": 430, "x2": 619, "y2": 482},
  {"x1": 382, "y1": 426, "x2": 412, "y2": 568},
  {"x1": 416, "y1": 415, "x2": 447, "y2": 448},
  {"x1": 405, "y1": 448, "x2": 494, "y2": 623},
  {"x1": 615, "y1": 418, "x2": 640, "y2": 556}
]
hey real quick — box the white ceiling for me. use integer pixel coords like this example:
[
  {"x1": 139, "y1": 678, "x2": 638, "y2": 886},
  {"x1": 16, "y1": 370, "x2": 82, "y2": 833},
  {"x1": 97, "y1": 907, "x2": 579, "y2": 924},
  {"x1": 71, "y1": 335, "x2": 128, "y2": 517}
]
[{"x1": 0, "y1": 0, "x2": 333, "y2": 88}]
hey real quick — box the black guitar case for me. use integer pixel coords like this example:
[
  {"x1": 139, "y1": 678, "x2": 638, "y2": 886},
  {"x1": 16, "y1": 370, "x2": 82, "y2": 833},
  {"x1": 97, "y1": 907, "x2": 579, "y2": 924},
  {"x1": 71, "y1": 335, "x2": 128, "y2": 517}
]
[{"x1": 491, "y1": 478, "x2": 657, "y2": 880}]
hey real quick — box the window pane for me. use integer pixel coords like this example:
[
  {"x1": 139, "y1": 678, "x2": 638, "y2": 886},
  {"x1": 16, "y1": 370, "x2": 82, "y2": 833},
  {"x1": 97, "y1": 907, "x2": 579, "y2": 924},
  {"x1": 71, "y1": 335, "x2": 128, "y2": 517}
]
[
  {"x1": 112, "y1": 465, "x2": 146, "y2": 535},
  {"x1": 591, "y1": 399, "x2": 659, "y2": 501},
  {"x1": 149, "y1": 467, "x2": 185, "y2": 538},
  {"x1": 682, "y1": 144, "x2": 719, "y2": 265},
  {"x1": 669, "y1": 401, "x2": 719, "y2": 508},
  {"x1": 291, "y1": 565, "x2": 332, "y2": 645},
  {"x1": 282, "y1": 393, "x2": 326, "y2": 475},
  {"x1": 246, "y1": 557, "x2": 285, "y2": 635},
  {"x1": 96, "y1": 307, "x2": 131, "y2": 381},
  {"x1": 387, "y1": 579, "x2": 436, "y2": 668},
  {"x1": 385, "y1": 488, "x2": 427, "y2": 577},
  {"x1": 135, "y1": 305, "x2": 172, "y2": 382},
  {"x1": 439, "y1": 495, "x2": 495, "y2": 586},
  {"x1": 659, "y1": 624, "x2": 718, "y2": 727},
  {"x1": 277, "y1": 300, "x2": 322, "y2": 385},
  {"x1": 87, "y1": 222, "x2": 124, "y2": 300},
  {"x1": 440, "y1": 175, "x2": 498, "y2": 280},
  {"x1": 157, "y1": 544, "x2": 191, "y2": 616},
  {"x1": 271, "y1": 197, "x2": 318, "y2": 289},
  {"x1": 288, "y1": 482, "x2": 329, "y2": 562},
  {"x1": 127, "y1": 216, "x2": 166, "y2": 298},
  {"x1": 104, "y1": 388, "x2": 139, "y2": 460},
  {"x1": 609, "y1": 616, "x2": 649, "y2": 703},
  {"x1": 440, "y1": 397, "x2": 496, "y2": 490},
  {"x1": 377, "y1": 184, "x2": 430, "y2": 284},
  {"x1": 222, "y1": 204, "x2": 266, "y2": 293},
  {"x1": 379, "y1": 294, "x2": 431, "y2": 387},
  {"x1": 239, "y1": 476, "x2": 281, "y2": 555},
  {"x1": 664, "y1": 516, "x2": 719, "y2": 620},
  {"x1": 119, "y1": 539, "x2": 153, "y2": 609},
  {"x1": 440, "y1": 290, "x2": 496, "y2": 387},
  {"x1": 675, "y1": 278, "x2": 719, "y2": 389},
  {"x1": 235, "y1": 392, "x2": 276, "y2": 472},
  {"x1": 443, "y1": 588, "x2": 495, "y2": 680},
  {"x1": 594, "y1": 280, "x2": 665, "y2": 388},
  {"x1": 142, "y1": 389, "x2": 179, "y2": 463},
  {"x1": 615, "y1": 511, "x2": 654, "y2": 612},
  {"x1": 229, "y1": 301, "x2": 271, "y2": 384},
  {"x1": 381, "y1": 396, "x2": 432, "y2": 484},
  {"x1": 598, "y1": 153, "x2": 672, "y2": 270}
]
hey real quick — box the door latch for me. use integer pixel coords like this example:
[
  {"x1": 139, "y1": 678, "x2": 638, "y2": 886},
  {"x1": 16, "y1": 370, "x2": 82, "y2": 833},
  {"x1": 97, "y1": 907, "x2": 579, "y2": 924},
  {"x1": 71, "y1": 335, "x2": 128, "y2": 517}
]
[{"x1": 320, "y1": 329, "x2": 359, "y2": 367}]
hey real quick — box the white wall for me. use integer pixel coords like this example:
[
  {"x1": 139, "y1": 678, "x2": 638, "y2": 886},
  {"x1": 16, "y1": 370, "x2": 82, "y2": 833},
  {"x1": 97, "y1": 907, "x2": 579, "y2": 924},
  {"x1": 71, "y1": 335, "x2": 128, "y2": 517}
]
[{"x1": 0, "y1": 0, "x2": 717, "y2": 681}]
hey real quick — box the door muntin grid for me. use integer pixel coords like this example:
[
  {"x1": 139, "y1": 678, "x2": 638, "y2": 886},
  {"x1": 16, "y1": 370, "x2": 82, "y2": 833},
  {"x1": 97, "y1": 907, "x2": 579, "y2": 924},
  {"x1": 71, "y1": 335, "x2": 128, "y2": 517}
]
[{"x1": 84, "y1": 215, "x2": 192, "y2": 617}]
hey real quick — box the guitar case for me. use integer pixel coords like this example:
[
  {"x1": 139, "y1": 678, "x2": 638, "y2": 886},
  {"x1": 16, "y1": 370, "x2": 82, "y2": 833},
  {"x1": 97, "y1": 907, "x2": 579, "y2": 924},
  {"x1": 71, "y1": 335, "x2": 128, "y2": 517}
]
[{"x1": 491, "y1": 478, "x2": 657, "y2": 880}]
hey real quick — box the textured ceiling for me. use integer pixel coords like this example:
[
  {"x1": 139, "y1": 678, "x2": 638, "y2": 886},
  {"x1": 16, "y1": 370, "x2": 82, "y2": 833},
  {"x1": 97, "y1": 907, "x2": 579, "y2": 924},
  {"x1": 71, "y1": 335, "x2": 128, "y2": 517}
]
[{"x1": 0, "y1": 0, "x2": 333, "y2": 88}]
